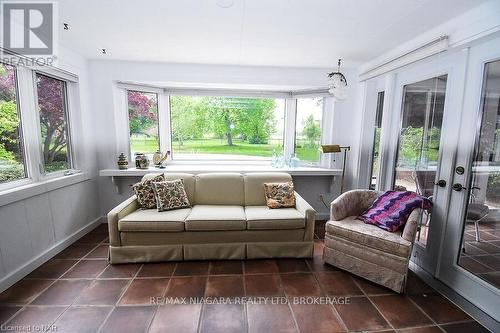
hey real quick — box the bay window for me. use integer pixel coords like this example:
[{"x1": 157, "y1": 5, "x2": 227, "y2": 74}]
[{"x1": 122, "y1": 85, "x2": 329, "y2": 166}]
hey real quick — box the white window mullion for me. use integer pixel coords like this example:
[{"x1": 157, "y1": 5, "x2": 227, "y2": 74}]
[
  {"x1": 320, "y1": 97, "x2": 335, "y2": 168},
  {"x1": 16, "y1": 66, "x2": 42, "y2": 182},
  {"x1": 113, "y1": 87, "x2": 130, "y2": 159},
  {"x1": 283, "y1": 98, "x2": 297, "y2": 159},
  {"x1": 158, "y1": 93, "x2": 171, "y2": 154}
]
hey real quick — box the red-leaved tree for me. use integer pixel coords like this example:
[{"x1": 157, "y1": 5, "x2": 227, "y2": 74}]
[
  {"x1": 36, "y1": 75, "x2": 67, "y2": 164},
  {"x1": 127, "y1": 91, "x2": 157, "y2": 136}
]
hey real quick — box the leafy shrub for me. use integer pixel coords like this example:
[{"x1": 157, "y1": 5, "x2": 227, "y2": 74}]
[{"x1": 0, "y1": 160, "x2": 24, "y2": 183}]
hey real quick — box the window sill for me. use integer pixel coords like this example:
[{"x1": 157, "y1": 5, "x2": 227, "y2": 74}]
[
  {"x1": 0, "y1": 172, "x2": 90, "y2": 207},
  {"x1": 99, "y1": 164, "x2": 342, "y2": 177}
]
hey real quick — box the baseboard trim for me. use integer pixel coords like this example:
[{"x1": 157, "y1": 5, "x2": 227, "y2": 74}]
[
  {"x1": 0, "y1": 216, "x2": 106, "y2": 293},
  {"x1": 409, "y1": 262, "x2": 500, "y2": 332}
]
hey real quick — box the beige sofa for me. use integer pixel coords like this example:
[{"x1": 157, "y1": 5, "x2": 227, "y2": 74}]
[
  {"x1": 107, "y1": 172, "x2": 315, "y2": 264},
  {"x1": 323, "y1": 190, "x2": 422, "y2": 293}
]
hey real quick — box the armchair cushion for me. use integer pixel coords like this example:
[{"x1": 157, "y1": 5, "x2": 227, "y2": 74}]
[
  {"x1": 326, "y1": 217, "x2": 412, "y2": 257},
  {"x1": 357, "y1": 191, "x2": 432, "y2": 232}
]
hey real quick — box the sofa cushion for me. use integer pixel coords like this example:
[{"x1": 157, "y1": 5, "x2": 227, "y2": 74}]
[
  {"x1": 244, "y1": 173, "x2": 292, "y2": 206},
  {"x1": 118, "y1": 208, "x2": 191, "y2": 232},
  {"x1": 185, "y1": 205, "x2": 246, "y2": 231},
  {"x1": 142, "y1": 173, "x2": 196, "y2": 204},
  {"x1": 245, "y1": 206, "x2": 305, "y2": 230},
  {"x1": 325, "y1": 217, "x2": 412, "y2": 257},
  {"x1": 194, "y1": 173, "x2": 244, "y2": 205}
]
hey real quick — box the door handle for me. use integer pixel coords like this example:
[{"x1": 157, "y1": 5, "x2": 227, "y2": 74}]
[
  {"x1": 452, "y1": 183, "x2": 467, "y2": 192},
  {"x1": 434, "y1": 180, "x2": 447, "y2": 187}
]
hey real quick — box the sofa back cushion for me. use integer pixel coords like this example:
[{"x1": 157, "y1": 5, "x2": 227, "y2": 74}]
[
  {"x1": 194, "y1": 173, "x2": 244, "y2": 205},
  {"x1": 244, "y1": 173, "x2": 292, "y2": 206},
  {"x1": 142, "y1": 173, "x2": 196, "y2": 204}
]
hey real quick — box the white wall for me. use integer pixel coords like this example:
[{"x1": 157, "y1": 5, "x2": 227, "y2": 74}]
[
  {"x1": 87, "y1": 60, "x2": 361, "y2": 218},
  {"x1": 0, "y1": 47, "x2": 101, "y2": 292}
]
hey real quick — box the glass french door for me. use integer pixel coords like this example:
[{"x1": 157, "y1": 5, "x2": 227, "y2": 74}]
[
  {"x1": 375, "y1": 36, "x2": 500, "y2": 322},
  {"x1": 385, "y1": 50, "x2": 468, "y2": 275},
  {"x1": 439, "y1": 38, "x2": 500, "y2": 321}
]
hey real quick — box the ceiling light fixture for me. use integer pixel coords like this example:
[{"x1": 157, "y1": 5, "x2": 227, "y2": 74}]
[
  {"x1": 327, "y1": 59, "x2": 348, "y2": 100},
  {"x1": 216, "y1": 0, "x2": 234, "y2": 8}
]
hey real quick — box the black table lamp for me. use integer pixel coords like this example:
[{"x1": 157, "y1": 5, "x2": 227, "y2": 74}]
[{"x1": 321, "y1": 144, "x2": 350, "y2": 193}]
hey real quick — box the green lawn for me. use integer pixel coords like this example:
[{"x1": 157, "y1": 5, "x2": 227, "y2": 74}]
[{"x1": 130, "y1": 136, "x2": 320, "y2": 162}]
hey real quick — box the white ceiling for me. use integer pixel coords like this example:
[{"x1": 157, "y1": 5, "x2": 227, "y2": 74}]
[{"x1": 57, "y1": 0, "x2": 487, "y2": 68}]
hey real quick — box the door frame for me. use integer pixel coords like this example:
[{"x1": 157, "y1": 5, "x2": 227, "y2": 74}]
[
  {"x1": 439, "y1": 37, "x2": 500, "y2": 321},
  {"x1": 382, "y1": 49, "x2": 469, "y2": 275}
]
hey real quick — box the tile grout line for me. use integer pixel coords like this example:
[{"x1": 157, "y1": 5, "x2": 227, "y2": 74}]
[
  {"x1": 4, "y1": 234, "x2": 108, "y2": 330},
  {"x1": 145, "y1": 264, "x2": 175, "y2": 333},
  {"x1": 310, "y1": 270, "x2": 349, "y2": 332},
  {"x1": 38, "y1": 235, "x2": 110, "y2": 332},
  {"x1": 97, "y1": 261, "x2": 145, "y2": 333},
  {"x1": 279, "y1": 271, "x2": 301, "y2": 333},
  {"x1": 197, "y1": 269, "x2": 212, "y2": 333}
]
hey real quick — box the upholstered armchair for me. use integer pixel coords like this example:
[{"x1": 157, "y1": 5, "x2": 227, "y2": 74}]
[{"x1": 323, "y1": 190, "x2": 422, "y2": 293}]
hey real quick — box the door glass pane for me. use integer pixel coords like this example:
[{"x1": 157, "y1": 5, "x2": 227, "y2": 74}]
[
  {"x1": 394, "y1": 75, "x2": 448, "y2": 246},
  {"x1": 369, "y1": 91, "x2": 384, "y2": 190},
  {"x1": 458, "y1": 60, "x2": 500, "y2": 290},
  {"x1": 36, "y1": 73, "x2": 72, "y2": 173}
]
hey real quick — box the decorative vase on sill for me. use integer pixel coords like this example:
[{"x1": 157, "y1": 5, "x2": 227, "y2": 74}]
[
  {"x1": 153, "y1": 150, "x2": 169, "y2": 169},
  {"x1": 135, "y1": 153, "x2": 150, "y2": 169},
  {"x1": 117, "y1": 153, "x2": 128, "y2": 170}
]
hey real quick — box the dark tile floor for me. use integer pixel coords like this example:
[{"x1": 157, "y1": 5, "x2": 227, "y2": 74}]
[
  {"x1": 459, "y1": 221, "x2": 500, "y2": 289},
  {"x1": 0, "y1": 222, "x2": 490, "y2": 333}
]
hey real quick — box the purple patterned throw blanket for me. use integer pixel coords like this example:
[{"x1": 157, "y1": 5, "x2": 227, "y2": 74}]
[{"x1": 357, "y1": 191, "x2": 433, "y2": 232}]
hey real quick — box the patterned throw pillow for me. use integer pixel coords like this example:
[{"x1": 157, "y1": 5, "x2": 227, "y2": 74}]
[
  {"x1": 153, "y1": 179, "x2": 191, "y2": 212},
  {"x1": 263, "y1": 181, "x2": 296, "y2": 209},
  {"x1": 132, "y1": 174, "x2": 165, "y2": 209},
  {"x1": 357, "y1": 191, "x2": 432, "y2": 232}
]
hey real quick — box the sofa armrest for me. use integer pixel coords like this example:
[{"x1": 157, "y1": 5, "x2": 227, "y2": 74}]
[
  {"x1": 330, "y1": 190, "x2": 379, "y2": 221},
  {"x1": 107, "y1": 195, "x2": 139, "y2": 246},
  {"x1": 295, "y1": 191, "x2": 316, "y2": 241},
  {"x1": 402, "y1": 208, "x2": 423, "y2": 242}
]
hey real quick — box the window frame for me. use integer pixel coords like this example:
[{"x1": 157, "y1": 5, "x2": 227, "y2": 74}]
[
  {"x1": 119, "y1": 83, "x2": 331, "y2": 167},
  {"x1": 33, "y1": 71, "x2": 75, "y2": 177},
  {"x1": 168, "y1": 94, "x2": 288, "y2": 162},
  {"x1": 0, "y1": 62, "x2": 31, "y2": 189},
  {"x1": 368, "y1": 90, "x2": 385, "y2": 189},
  {"x1": 126, "y1": 89, "x2": 161, "y2": 160},
  {"x1": 0, "y1": 57, "x2": 81, "y2": 193},
  {"x1": 293, "y1": 96, "x2": 326, "y2": 166}
]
